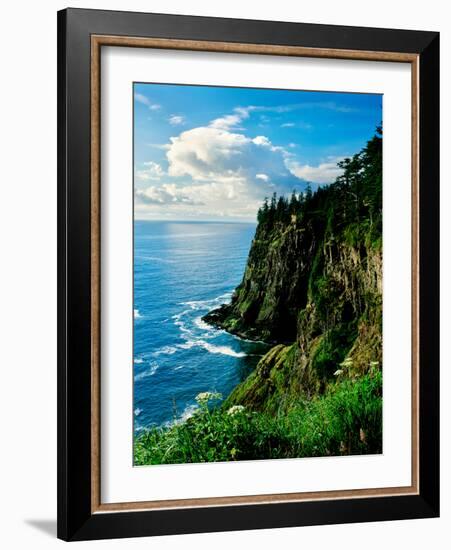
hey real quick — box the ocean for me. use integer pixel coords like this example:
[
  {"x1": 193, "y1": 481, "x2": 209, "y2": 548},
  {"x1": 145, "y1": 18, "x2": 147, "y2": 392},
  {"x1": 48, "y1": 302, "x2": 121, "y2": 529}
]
[{"x1": 133, "y1": 220, "x2": 269, "y2": 432}]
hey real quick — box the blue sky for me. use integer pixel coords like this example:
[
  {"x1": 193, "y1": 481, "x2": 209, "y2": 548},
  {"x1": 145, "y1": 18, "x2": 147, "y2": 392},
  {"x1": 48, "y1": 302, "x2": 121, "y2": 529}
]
[{"x1": 134, "y1": 83, "x2": 382, "y2": 221}]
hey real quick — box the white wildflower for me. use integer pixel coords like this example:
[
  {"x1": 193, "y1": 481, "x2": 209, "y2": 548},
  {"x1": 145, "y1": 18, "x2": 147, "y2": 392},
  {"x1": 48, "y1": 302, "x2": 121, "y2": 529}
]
[
  {"x1": 227, "y1": 405, "x2": 245, "y2": 416},
  {"x1": 195, "y1": 391, "x2": 222, "y2": 405},
  {"x1": 333, "y1": 369, "x2": 344, "y2": 376}
]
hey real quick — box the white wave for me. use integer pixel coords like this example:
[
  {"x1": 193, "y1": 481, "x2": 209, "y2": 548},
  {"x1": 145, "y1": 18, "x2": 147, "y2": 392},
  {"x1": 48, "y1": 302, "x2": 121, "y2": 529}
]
[
  {"x1": 173, "y1": 308, "x2": 190, "y2": 318},
  {"x1": 134, "y1": 357, "x2": 144, "y2": 364},
  {"x1": 179, "y1": 300, "x2": 204, "y2": 311},
  {"x1": 169, "y1": 291, "x2": 249, "y2": 358},
  {"x1": 178, "y1": 341, "x2": 196, "y2": 350},
  {"x1": 134, "y1": 363, "x2": 159, "y2": 381},
  {"x1": 193, "y1": 316, "x2": 213, "y2": 331},
  {"x1": 179, "y1": 339, "x2": 246, "y2": 358},
  {"x1": 172, "y1": 310, "x2": 190, "y2": 323},
  {"x1": 201, "y1": 341, "x2": 247, "y2": 357},
  {"x1": 153, "y1": 345, "x2": 178, "y2": 356},
  {"x1": 134, "y1": 309, "x2": 142, "y2": 319},
  {"x1": 172, "y1": 310, "x2": 194, "y2": 335},
  {"x1": 164, "y1": 404, "x2": 199, "y2": 428},
  {"x1": 134, "y1": 408, "x2": 143, "y2": 416},
  {"x1": 172, "y1": 292, "x2": 234, "y2": 339},
  {"x1": 179, "y1": 404, "x2": 199, "y2": 422},
  {"x1": 180, "y1": 292, "x2": 233, "y2": 311}
]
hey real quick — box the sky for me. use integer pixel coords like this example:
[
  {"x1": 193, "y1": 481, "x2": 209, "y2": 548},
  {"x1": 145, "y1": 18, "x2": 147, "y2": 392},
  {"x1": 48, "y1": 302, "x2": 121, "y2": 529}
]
[{"x1": 134, "y1": 83, "x2": 382, "y2": 222}]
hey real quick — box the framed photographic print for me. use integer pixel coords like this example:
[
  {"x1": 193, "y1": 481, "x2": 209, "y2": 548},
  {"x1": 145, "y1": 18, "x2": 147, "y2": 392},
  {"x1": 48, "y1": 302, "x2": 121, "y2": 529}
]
[{"x1": 57, "y1": 8, "x2": 439, "y2": 541}]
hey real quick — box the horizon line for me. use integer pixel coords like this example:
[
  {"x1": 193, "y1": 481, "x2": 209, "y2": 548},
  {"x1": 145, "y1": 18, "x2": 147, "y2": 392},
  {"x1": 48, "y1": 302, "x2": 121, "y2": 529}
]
[{"x1": 134, "y1": 218, "x2": 257, "y2": 224}]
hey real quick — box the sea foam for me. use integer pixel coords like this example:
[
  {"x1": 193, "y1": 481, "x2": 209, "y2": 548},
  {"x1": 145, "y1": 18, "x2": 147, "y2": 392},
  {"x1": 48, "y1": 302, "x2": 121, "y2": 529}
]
[
  {"x1": 134, "y1": 363, "x2": 159, "y2": 381},
  {"x1": 201, "y1": 342, "x2": 247, "y2": 357},
  {"x1": 164, "y1": 403, "x2": 199, "y2": 428},
  {"x1": 152, "y1": 345, "x2": 178, "y2": 356},
  {"x1": 179, "y1": 339, "x2": 246, "y2": 358}
]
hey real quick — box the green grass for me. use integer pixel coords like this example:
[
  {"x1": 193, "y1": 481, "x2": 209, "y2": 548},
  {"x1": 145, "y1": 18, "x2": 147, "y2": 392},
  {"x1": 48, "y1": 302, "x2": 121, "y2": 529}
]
[
  {"x1": 310, "y1": 323, "x2": 358, "y2": 379},
  {"x1": 134, "y1": 369, "x2": 382, "y2": 465}
]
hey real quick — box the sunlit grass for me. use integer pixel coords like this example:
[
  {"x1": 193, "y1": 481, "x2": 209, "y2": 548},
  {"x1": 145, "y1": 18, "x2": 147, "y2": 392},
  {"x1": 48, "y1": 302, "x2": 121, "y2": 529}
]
[{"x1": 134, "y1": 368, "x2": 382, "y2": 465}]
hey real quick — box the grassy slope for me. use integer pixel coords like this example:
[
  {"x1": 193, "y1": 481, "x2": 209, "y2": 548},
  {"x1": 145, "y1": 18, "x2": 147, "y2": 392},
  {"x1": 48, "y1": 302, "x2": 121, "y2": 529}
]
[{"x1": 135, "y1": 368, "x2": 381, "y2": 465}]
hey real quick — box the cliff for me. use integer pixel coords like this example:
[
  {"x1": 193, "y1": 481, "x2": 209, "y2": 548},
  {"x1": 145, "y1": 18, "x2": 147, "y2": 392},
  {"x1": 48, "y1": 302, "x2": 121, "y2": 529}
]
[{"x1": 203, "y1": 129, "x2": 383, "y2": 415}]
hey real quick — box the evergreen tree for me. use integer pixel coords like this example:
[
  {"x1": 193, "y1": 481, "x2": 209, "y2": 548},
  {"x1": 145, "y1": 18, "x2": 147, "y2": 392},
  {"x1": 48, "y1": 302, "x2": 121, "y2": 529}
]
[{"x1": 253, "y1": 126, "x2": 382, "y2": 235}]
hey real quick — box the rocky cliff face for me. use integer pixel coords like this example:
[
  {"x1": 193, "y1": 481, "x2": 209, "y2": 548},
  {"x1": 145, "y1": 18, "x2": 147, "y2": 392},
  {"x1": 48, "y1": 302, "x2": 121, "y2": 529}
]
[
  {"x1": 216, "y1": 221, "x2": 382, "y2": 414},
  {"x1": 203, "y1": 219, "x2": 317, "y2": 343},
  {"x1": 227, "y1": 231, "x2": 382, "y2": 413},
  {"x1": 203, "y1": 131, "x2": 383, "y2": 415}
]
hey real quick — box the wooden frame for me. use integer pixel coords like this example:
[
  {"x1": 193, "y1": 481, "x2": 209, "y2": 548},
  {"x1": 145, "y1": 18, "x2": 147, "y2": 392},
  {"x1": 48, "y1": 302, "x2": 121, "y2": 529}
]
[{"x1": 58, "y1": 7, "x2": 439, "y2": 541}]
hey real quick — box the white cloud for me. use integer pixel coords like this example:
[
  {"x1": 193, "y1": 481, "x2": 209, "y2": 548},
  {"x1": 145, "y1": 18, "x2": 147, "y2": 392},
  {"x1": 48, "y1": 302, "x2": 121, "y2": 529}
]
[
  {"x1": 135, "y1": 161, "x2": 165, "y2": 181},
  {"x1": 281, "y1": 121, "x2": 313, "y2": 130},
  {"x1": 147, "y1": 143, "x2": 171, "y2": 150},
  {"x1": 252, "y1": 135, "x2": 271, "y2": 147},
  {"x1": 209, "y1": 113, "x2": 243, "y2": 130},
  {"x1": 165, "y1": 126, "x2": 295, "y2": 192},
  {"x1": 135, "y1": 183, "x2": 204, "y2": 206},
  {"x1": 166, "y1": 126, "x2": 249, "y2": 182},
  {"x1": 287, "y1": 159, "x2": 344, "y2": 185},
  {"x1": 209, "y1": 106, "x2": 255, "y2": 130},
  {"x1": 134, "y1": 92, "x2": 161, "y2": 111},
  {"x1": 135, "y1": 121, "x2": 300, "y2": 220},
  {"x1": 168, "y1": 115, "x2": 186, "y2": 126},
  {"x1": 135, "y1": 180, "x2": 262, "y2": 220}
]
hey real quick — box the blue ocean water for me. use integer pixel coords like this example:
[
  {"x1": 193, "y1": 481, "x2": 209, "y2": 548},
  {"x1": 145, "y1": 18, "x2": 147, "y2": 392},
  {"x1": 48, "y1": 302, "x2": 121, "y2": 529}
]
[{"x1": 133, "y1": 221, "x2": 269, "y2": 432}]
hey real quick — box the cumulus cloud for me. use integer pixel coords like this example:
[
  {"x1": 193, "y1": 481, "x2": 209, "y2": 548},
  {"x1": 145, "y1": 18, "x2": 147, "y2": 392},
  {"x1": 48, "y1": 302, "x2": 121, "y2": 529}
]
[
  {"x1": 135, "y1": 161, "x2": 165, "y2": 181},
  {"x1": 134, "y1": 117, "x2": 304, "y2": 220},
  {"x1": 168, "y1": 115, "x2": 186, "y2": 126},
  {"x1": 166, "y1": 127, "x2": 249, "y2": 182},
  {"x1": 165, "y1": 126, "x2": 294, "y2": 195},
  {"x1": 134, "y1": 92, "x2": 161, "y2": 111},
  {"x1": 281, "y1": 122, "x2": 295, "y2": 128},
  {"x1": 287, "y1": 159, "x2": 344, "y2": 185}
]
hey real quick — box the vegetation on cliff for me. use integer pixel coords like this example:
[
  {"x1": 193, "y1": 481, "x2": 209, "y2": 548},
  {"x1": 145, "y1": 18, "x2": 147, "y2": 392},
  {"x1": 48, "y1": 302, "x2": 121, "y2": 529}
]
[
  {"x1": 135, "y1": 367, "x2": 382, "y2": 465},
  {"x1": 135, "y1": 128, "x2": 383, "y2": 464}
]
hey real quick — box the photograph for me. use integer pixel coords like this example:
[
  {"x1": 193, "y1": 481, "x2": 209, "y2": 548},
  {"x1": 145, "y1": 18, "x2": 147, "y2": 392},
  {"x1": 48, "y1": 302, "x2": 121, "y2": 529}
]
[{"x1": 132, "y1": 83, "x2": 383, "y2": 465}]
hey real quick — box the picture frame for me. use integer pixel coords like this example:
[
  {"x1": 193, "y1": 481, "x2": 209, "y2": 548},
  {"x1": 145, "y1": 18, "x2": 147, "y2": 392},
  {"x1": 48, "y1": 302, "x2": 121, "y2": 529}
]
[{"x1": 57, "y1": 7, "x2": 439, "y2": 541}]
